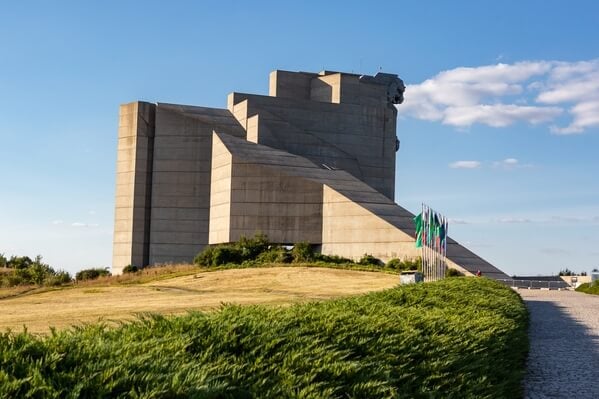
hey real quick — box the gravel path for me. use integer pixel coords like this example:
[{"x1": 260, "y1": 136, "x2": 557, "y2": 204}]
[{"x1": 519, "y1": 289, "x2": 599, "y2": 398}]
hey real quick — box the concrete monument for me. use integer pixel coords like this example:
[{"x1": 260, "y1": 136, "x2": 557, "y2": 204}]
[{"x1": 112, "y1": 70, "x2": 508, "y2": 279}]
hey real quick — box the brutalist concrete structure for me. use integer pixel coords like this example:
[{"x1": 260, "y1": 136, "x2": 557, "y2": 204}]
[{"x1": 112, "y1": 70, "x2": 508, "y2": 279}]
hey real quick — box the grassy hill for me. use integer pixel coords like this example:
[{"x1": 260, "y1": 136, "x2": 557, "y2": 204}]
[
  {"x1": 0, "y1": 275, "x2": 528, "y2": 398},
  {"x1": 0, "y1": 266, "x2": 398, "y2": 334}
]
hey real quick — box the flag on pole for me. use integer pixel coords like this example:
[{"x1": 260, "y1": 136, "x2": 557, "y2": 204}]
[{"x1": 414, "y1": 212, "x2": 423, "y2": 248}]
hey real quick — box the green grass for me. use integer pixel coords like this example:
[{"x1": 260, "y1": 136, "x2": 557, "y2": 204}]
[
  {"x1": 0, "y1": 278, "x2": 528, "y2": 398},
  {"x1": 575, "y1": 281, "x2": 599, "y2": 295}
]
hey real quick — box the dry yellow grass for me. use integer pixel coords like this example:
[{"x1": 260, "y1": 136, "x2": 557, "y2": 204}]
[{"x1": 0, "y1": 267, "x2": 398, "y2": 334}]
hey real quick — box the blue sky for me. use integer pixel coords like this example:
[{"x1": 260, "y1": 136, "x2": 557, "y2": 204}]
[{"x1": 1, "y1": 1, "x2": 598, "y2": 276}]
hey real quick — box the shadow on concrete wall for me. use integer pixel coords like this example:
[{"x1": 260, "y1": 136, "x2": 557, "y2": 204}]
[{"x1": 523, "y1": 298, "x2": 599, "y2": 398}]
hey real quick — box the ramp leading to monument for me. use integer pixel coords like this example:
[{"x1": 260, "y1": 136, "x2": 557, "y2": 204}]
[{"x1": 211, "y1": 132, "x2": 509, "y2": 280}]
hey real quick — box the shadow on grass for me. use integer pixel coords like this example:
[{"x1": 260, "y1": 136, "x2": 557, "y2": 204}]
[{"x1": 523, "y1": 295, "x2": 599, "y2": 398}]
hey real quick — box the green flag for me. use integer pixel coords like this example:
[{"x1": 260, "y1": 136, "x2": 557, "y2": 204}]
[{"x1": 413, "y1": 212, "x2": 423, "y2": 248}]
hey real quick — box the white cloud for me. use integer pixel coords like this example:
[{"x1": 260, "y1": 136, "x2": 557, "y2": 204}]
[
  {"x1": 492, "y1": 157, "x2": 532, "y2": 170},
  {"x1": 449, "y1": 160, "x2": 481, "y2": 169},
  {"x1": 449, "y1": 218, "x2": 469, "y2": 224},
  {"x1": 52, "y1": 220, "x2": 64, "y2": 225},
  {"x1": 551, "y1": 100, "x2": 599, "y2": 134},
  {"x1": 398, "y1": 59, "x2": 599, "y2": 133},
  {"x1": 71, "y1": 222, "x2": 99, "y2": 228},
  {"x1": 497, "y1": 217, "x2": 532, "y2": 224},
  {"x1": 443, "y1": 104, "x2": 561, "y2": 127}
]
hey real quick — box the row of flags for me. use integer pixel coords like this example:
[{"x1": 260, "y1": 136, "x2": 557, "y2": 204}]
[
  {"x1": 414, "y1": 204, "x2": 449, "y2": 282},
  {"x1": 413, "y1": 206, "x2": 448, "y2": 251}
]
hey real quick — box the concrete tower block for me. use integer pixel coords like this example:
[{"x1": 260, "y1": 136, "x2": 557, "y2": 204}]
[{"x1": 112, "y1": 101, "x2": 155, "y2": 273}]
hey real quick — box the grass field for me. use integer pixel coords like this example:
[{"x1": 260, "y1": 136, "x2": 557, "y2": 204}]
[
  {"x1": 0, "y1": 277, "x2": 528, "y2": 398},
  {"x1": 0, "y1": 266, "x2": 398, "y2": 334}
]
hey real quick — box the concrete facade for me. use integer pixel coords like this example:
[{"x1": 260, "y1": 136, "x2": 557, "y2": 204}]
[{"x1": 112, "y1": 69, "x2": 508, "y2": 279}]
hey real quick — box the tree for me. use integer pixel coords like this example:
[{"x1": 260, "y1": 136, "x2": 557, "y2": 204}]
[{"x1": 8, "y1": 255, "x2": 33, "y2": 269}]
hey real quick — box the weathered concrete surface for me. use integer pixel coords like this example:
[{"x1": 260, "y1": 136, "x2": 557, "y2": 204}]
[
  {"x1": 113, "y1": 69, "x2": 508, "y2": 280},
  {"x1": 209, "y1": 132, "x2": 508, "y2": 279},
  {"x1": 520, "y1": 289, "x2": 599, "y2": 398},
  {"x1": 112, "y1": 101, "x2": 155, "y2": 275}
]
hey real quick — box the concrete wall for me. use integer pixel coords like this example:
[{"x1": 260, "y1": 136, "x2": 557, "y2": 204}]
[
  {"x1": 228, "y1": 90, "x2": 397, "y2": 200},
  {"x1": 209, "y1": 133, "x2": 323, "y2": 244},
  {"x1": 112, "y1": 102, "x2": 155, "y2": 273},
  {"x1": 269, "y1": 70, "x2": 317, "y2": 100},
  {"x1": 560, "y1": 275, "x2": 592, "y2": 288},
  {"x1": 321, "y1": 186, "x2": 416, "y2": 261},
  {"x1": 149, "y1": 104, "x2": 246, "y2": 265}
]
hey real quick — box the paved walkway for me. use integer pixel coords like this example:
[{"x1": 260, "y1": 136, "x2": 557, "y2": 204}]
[{"x1": 519, "y1": 289, "x2": 599, "y2": 398}]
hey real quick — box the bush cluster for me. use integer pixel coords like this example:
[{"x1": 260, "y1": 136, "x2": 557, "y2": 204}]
[
  {"x1": 193, "y1": 234, "x2": 423, "y2": 273},
  {"x1": 0, "y1": 254, "x2": 72, "y2": 287},
  {"x1": 122, "y1": 265, "x2": 139, "y2": 274},
  {"x1": 445, "y1": 268, "x2": 463, "y2": 277},
  {"x1": 385, "y1": 257, "x2": 422, "y2": 271},
  {"x1": 75, "y1": 268, "x2": 111, "y2": 281},
  {"x1": 0, "y1": 278, "x2": 529, "y2": 397},
  {"x1": 358, "y1": 253, "x2": 383, "y2": 266},
  {"x1": 576, "y1": 280, "x2": 599, "y2": 295},
  {"x1": 194, "y1": 234, "x2": 352, "y2": 267}
]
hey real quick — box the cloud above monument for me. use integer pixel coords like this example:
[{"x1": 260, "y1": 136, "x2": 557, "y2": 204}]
[
  {"x1": 449, "y1": 158, "x2": 531, "y2": 170},
  {"x1": 398, "y1": 59, "x2": 599, "y2": 134},
  {"x1": 449, "y1": 160, "x2": 481, "y2": 169}
]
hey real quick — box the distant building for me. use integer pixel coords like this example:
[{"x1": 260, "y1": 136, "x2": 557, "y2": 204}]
[{"x1": 112, "y1": 69, "x2": 508, "y2": 279}]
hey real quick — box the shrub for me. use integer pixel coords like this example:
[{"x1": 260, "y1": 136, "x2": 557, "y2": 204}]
[
  {"x1": 195, "y1": 234, "x2": 272, "y2": 266},
  {"x1": 576, "y1": 281, "x2": 599, "y2": 295},
  {"x1": 446, "y1": 268, "x2": 463, "y2": 277},
  {"x1": 256, "y1": 247, "x2": 292, "y2": 263},
  {"x1": 237, "y1": 233, "x2": 270, "y2": 260},
  {"x1": 28, "y1": 260, "x2": 55, "y2": 285},
  {"x1": 0, "y1": 278, "x2": 529, "y2": 398},
  {"x1": 386, "y1": 258, "x2": 402, "y2": 270},
  {"x1": 45, "y1": 271, "x2": 72, "y2": 286},
  {"x1": 0, "y1": 254, "x2": 71, "y2": 287},
  {"x1": 385, "y1": 257, "x2": 423, "y2": 272},
  {"x1": 316, "y1": 254, "x2": 353, "y2": 264},
  {"x1": 195, "y1": 245, "x2": 244, "y2": 266},
  {"x1": 2, "y1": 274, "x2": 26, "y2": 287},
  {"x1": 194, "y1": 245, "x2": 216, "y2": 266},
  {"x1": 292, "y1": 242, "x2": 314, "y2": 263},
  {"x1": 358, "y1": 254, "x2": 383, "y2": 267},
  {"x1": 7, "y1": 255, "x2": 33, "y2": 269},
  {"x1": 122, "y1": 265, "x2": 139, "y2": 274},
  {"x1": 76, "y1": 268, "x2": 111, "y2": 281},
  {"x1": 211, "y1": 246, "x2": 243, "y2": 265}
]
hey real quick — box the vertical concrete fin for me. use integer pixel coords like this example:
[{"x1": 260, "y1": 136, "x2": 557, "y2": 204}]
[
  {"x1": 208, "y1": 132, "x2": 233, "y2": 244},
  {"x1": 112, "y1": 101, "x2": 155, "y2": 274}
]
